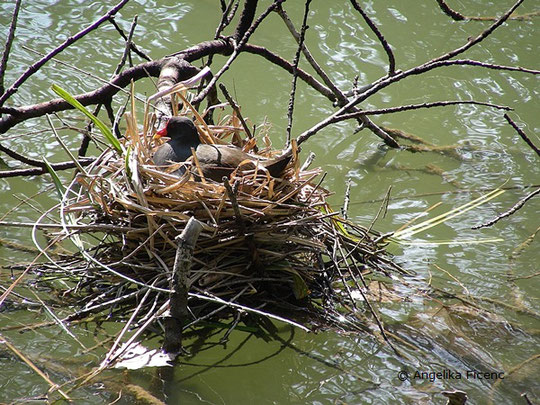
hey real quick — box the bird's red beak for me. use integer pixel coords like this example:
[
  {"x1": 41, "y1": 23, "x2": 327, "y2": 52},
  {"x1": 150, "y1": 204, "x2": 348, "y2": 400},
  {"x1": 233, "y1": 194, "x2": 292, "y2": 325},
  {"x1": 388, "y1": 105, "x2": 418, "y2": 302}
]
[{"x1": 154, "y1": 125, "x2": 168, "y2": 139}]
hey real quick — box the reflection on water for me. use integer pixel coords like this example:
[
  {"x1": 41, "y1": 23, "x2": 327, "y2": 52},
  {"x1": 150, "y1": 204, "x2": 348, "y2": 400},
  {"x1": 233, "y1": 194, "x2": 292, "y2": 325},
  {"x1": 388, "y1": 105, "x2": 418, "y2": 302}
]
[{"x1": 1, "y1": 0, "x2": 538, "y2": 403}]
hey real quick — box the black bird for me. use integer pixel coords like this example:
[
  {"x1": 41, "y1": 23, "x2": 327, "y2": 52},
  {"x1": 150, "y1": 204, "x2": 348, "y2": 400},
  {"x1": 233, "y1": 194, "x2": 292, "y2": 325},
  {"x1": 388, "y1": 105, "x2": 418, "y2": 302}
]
[{"x1": 153, "y1": 116, "x2": 291, "y2": 181}]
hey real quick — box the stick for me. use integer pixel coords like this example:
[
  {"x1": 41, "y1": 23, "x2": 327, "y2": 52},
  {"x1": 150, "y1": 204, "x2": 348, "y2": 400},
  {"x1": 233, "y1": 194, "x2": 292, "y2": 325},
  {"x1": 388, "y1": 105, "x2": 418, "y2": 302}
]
[
  {"x1": 285, "y1": 0, "x2": 312, "y2": 147},
  {"x1": 0, "y1": 0, "x2": 22, "y2": 95},
  {"x1": 163, "y1": 217, "x2": 203, "y2": 353},
  {"x1": 504, "y1": 113, "x2": 540, "y2": 156}
]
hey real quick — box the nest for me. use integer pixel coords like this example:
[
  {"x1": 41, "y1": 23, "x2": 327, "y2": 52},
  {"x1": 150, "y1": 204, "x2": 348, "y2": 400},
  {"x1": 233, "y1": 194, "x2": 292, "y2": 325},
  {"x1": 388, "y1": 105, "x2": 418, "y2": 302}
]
[{"x1": 37, "y1": 107, "x2": 404, "y2": 336}]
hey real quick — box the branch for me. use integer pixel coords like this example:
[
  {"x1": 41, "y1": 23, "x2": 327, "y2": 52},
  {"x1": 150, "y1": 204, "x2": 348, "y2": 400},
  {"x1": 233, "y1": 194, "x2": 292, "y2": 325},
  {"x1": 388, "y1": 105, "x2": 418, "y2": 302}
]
[
  {"x1": 435, "y1": 0, "x2": 539, "y2": 21},
  {"x1": 107, "y1": 16, "x2": 151, "y2": 62},
  {"x1": 0, "y1": 60, "x2": 163, "y2": 134},
  {"x1": 193, "y1": 0, "x2": 286, "y2": 105},
  {"x1": 215, "y1": 1, "x2": 240, "y2": 40},
  {"x1": 472, "y1": 188, "x2": 540, "y2": 229},
  {"x1": 0, "y1": 159, "x2": 95, "y2": 178},
  {"x1": 286, "y1": 0, "x2": 312, "y2": 147},
  {"x1": 0, "y1": 0, "x2": 130, "y2": 107},
  {"x1": 243, "y1": 44, "x2": 336, "y2": 101},
  {"x1": 0, "y1": 0, "x2": 22, "y2": 96},
  {"x1": 428, "y1": 59, "x2": 540, "y2": 74},
  {"x1": 276, "y1": 5, "x2": 343, "y2": 99},
  {"x1": 435, "y1": 0, "x2": 466, "y2": 21},
  {"x1": 290, "y1": 0, "x2": 530, "y2": 151},
  {"x1": 334, "y1": 100, "x2": 511, "y2": 120},
  {"x1": 234, "y1": 0, "x2": 258, "y2": 43},
  {"x1": 431, "y1": 0, "x2": 525, "y2": 63},
  {"x1": 504, "y1": 114, "x2": 540, "y2": 157},
  {"x1": 349, "y1": 0, "x2": 396, "y2": 75}
]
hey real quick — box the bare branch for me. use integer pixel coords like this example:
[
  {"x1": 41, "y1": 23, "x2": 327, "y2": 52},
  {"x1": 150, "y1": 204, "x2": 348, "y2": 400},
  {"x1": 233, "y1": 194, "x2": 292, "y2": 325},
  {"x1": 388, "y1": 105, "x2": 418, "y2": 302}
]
[
  {"x1": 435, "y1": 0, "x2": 466, "y2": 21},
  {"x1": 473, "y1": 188, "x2": 540, "y2": 229},
  {"x1": 435, "y1": 0, "x2": 539, "y2": 21},
  {"x1": 504, "y1": 114, "x2": 540, "y2": 157},
  {"x1": 219, "y1": 83, "x2": 253, "y2": 141},
  {"x1": 335, "y1": 100, "x2": 511, "y2": 121},
  {"x1": 107, "y1": 16, "x2": 151, "y2": 62},
  {"x1": 276, "y1": 5, "x2": 343, "y2": 102},
  {"x1": 0, "y1": 0, "x2": 22, "y2": 96},
  {"x1": 0, "y1": 159, "x2": 95, "y2": 178},
  {"x1": 431, "y1": 0, "x2": 525, "y2": 64},
  {"x1": 286, "y1": 0, "x2": 312, "y2": 147},
  {"x1": 243, "y1": 44, "x2": 336, "y2": 101},
  {"x1": 234, "y1": 0, "x2": 258, "y2": 43},
  {"x1": 349, "y1": 0, "x2": 396, "y2": 75},
  {"x1": 0, "y1": 60, "x2": 163, "y2": 134},
  {"x1": 275, "y1": 5, "x2": 399, "y2": 147},
  {"x1": 192, "y1": 0, "x2": 286, "y2": 105},
  {"x1": 0, "y1": 0, "x2": 130, "y2": 107},
  {"x1": 112, "y1": 15, "x2": 139, "y2": 75},
  {"x1": 428, "y1": 59, "x2": 540, "y2": 75},
  {"x1": 290, "y1": 0, "x2": 530, "y2": 152}
]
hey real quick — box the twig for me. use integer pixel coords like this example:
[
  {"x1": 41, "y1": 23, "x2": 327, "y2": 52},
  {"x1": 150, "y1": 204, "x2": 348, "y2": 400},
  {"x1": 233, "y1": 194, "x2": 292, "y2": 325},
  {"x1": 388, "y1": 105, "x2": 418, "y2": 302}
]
[
  {"x1": 275, "y1": 6, "x2": 399, "y2": 148},
  {"x1": 367, "y1": 186, "x2": 391, "y2": 234},
  {"x1": 435, "y1": 0, "x2": 466, "y2": 21},
  {"x1": 291, "y1": 0, "x2": 528, "y2": 152},
  {"x1": 504, "y1": 114, "x2": 540, "y2": 156},
  {"x1": 113, "y1": 15, "x2": 139, "y2": 76},
  {"x1": 215, "y1": 0, "x2": 239, "y2": 40},
  {"x1": 285, "y1": 0, "x2": 311, "y2": 147},
  {"x1": 332, "y1": 100, "x2": 511, "y2": 122},
  {"x1": 192, "y1": 0, "x2": 286, "y2": 105},
  {"x1": 472, "y1": 187, "x2": 540, "y2": 229},
  {"x1": 0, "y1": 0, "x2": 130, "y2": 107},
  {"x1": 189, "y1": 291, "x2": 311, "y2": 332},
  {"x1": 349, "y1": 0, "x2": 396, "y2": 75},
  {"x1": 425, "y1": 58, "x2": 540, "y2": 74},
  {"x1": 219, "y1": 83, "x2": 253, "y2": 139},
  {"x1": 0, "y1": 0, "x2": 22, "y2": 95},
  {"x1": 435, "y1": 0, "x2": 538, "y2": 21},
  {"x1": 163, "y1": 217, "x2": 202, "y2": 353},
  {"x1": 342, "y1": 179, "x2": 351, "y2": 220},
  {"x1": 0, "y1": 157, "x2": 95, "y2": 179},
  {"x1": 107, "y1": 16, "x2": 151, "y2": 61},
  {"x1": 276, "y1": 5, "x2": 343, "y2": 98},
  {"x1": 432, "y1": 0, "x2": 525, "y2": 64}
]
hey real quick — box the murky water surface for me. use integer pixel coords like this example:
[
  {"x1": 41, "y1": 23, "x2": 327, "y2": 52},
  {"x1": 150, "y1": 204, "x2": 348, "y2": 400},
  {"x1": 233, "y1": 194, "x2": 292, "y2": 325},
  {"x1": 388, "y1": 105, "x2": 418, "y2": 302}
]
[{"x1": 1, "y1": 1, "x2": 538, "y2": 403}]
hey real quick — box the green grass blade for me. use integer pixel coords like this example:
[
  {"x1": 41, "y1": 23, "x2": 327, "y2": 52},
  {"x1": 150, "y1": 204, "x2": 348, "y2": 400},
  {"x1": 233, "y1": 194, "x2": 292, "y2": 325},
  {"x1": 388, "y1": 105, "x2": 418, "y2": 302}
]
[
  {"x1": 43, "y1": 157, "x2": 66, "y2": 200},
  {"x1": 51, "y1": 84, "x2": 123, "y2": 154}
]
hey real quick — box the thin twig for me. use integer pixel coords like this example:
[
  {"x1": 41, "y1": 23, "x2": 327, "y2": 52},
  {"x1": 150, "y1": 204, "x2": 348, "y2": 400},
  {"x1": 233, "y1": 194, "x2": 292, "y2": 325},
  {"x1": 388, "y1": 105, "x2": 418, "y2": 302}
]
[
  {"x1": 504, "y1": 113, "x2": 540, "y2": 156},
  {"x1": 291, "y1": 0, "x2": 528, "y2": 152},
  {"x1": 107, "y1": 16, "x2": 151, "y2": 61},
  {"x1": 219, "y1": 83, "x2": 253, "y2": 139},
  {"x1": 0, "y1": 0, "x2": 22, "y2": 95},
  {"x1": 472, "y1": 187, "x2": 540, "y2": 229},
  {"x1": 285, "y1": 0, "x2": 311, "y2": 147},
  {"x1": 349, "y1": 0, "x2": 396, "y2": 75},
  {"x1": 192, "y1": 0, "x2": 286, "y2": 105}
]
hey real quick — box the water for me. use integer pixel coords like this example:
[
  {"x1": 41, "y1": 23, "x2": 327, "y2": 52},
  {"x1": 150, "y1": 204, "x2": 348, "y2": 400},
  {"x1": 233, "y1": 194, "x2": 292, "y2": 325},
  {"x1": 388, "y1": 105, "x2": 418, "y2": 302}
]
[{"x1": 1, "y1": 1, "x2": 538, "y2": 403}]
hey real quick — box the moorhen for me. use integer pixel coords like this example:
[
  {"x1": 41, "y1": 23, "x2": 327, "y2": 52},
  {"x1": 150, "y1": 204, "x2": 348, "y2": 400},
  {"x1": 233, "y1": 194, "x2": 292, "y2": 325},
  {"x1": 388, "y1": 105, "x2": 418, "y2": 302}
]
[{"x1": 153, "y1": 116, "x2": 291, "y2": 182}]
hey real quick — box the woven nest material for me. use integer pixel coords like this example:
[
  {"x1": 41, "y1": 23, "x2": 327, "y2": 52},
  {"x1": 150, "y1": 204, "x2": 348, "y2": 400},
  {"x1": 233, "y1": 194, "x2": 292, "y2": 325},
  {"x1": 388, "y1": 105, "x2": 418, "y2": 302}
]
[{"x1": 40, "y1": 109, "x2": 404, "y2": 331}]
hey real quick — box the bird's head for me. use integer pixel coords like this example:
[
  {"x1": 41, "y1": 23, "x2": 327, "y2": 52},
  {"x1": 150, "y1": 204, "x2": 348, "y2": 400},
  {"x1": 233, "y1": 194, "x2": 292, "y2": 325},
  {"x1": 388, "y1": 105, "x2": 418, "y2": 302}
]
[{"x1": 154, "y1": 116, "x2": 200, "y2": 144}]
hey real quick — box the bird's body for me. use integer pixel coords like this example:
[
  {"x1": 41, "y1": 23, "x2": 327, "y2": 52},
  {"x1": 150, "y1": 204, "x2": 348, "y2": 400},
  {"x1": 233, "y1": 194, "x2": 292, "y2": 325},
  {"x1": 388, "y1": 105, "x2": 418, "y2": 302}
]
[{"x1": 153, "y1": 117, "x2": 290, "y2": 181}]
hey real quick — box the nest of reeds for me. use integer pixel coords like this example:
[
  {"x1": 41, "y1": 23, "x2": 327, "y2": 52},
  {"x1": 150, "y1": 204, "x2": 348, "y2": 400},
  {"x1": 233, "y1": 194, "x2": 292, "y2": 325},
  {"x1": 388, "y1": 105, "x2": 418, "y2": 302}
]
[{"x1": 35, "y1": 95, "x2": 404, "y2": 336}]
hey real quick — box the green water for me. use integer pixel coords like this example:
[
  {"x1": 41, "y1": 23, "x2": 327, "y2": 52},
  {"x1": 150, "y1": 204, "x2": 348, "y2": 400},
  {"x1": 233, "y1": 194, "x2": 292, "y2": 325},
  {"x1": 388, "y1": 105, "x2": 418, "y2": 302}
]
[{"x1": 1, "y1": 1, "x2": 538, "y2": 403}]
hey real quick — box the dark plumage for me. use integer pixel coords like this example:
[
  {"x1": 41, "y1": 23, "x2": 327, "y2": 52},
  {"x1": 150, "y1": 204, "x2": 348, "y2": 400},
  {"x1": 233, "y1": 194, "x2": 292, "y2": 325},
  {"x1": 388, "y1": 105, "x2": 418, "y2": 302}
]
[{"x1": 153, "y1": 116, "x2": 290, "y2": 181}]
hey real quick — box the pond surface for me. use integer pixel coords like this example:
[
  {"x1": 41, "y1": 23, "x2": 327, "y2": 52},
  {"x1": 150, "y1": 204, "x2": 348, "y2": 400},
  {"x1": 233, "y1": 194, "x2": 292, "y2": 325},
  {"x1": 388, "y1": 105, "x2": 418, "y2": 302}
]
[{"x1": 1, "y1": 1, "x2": 538, "y2": 404}]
